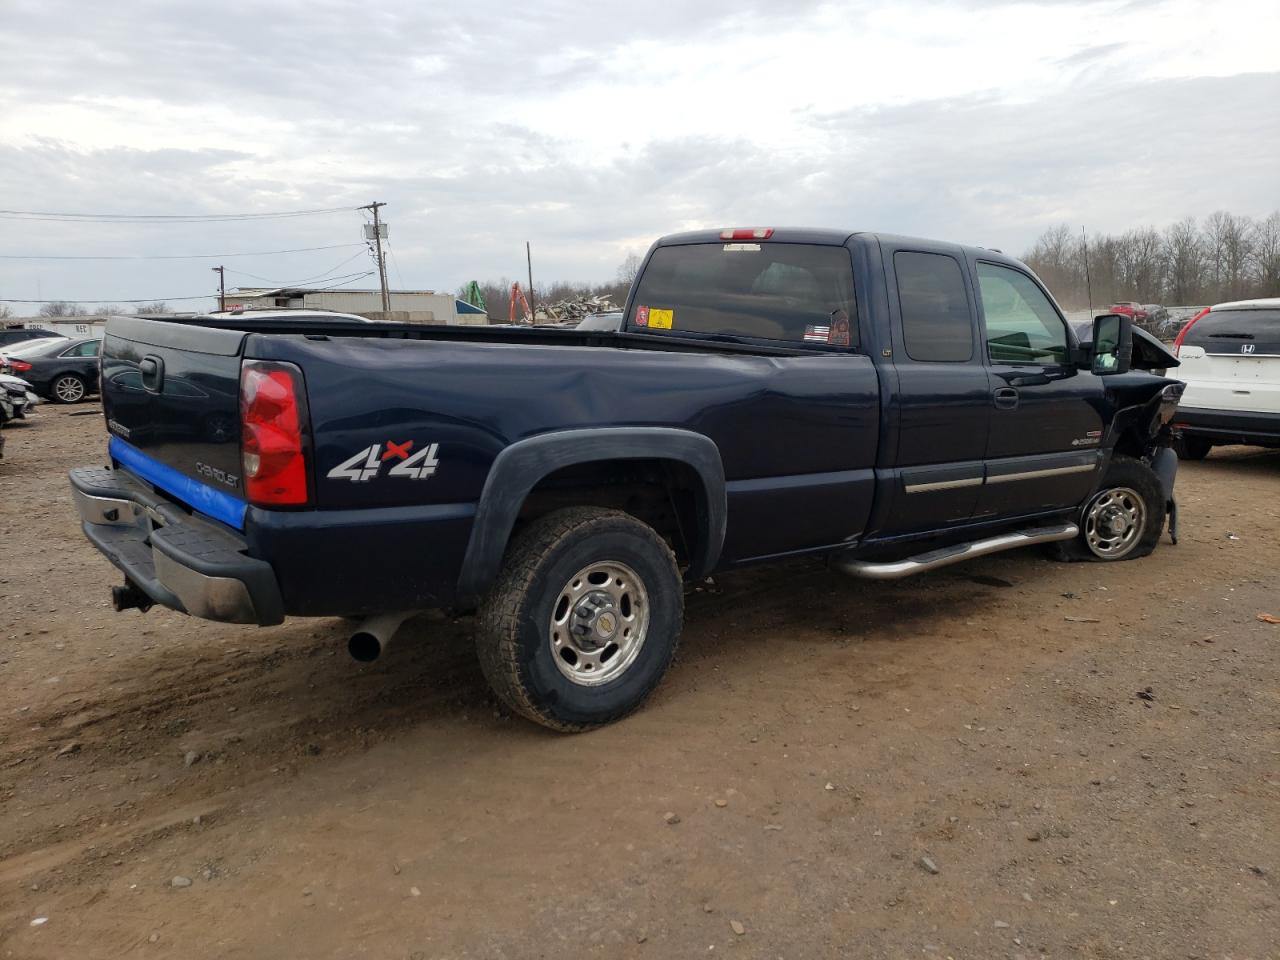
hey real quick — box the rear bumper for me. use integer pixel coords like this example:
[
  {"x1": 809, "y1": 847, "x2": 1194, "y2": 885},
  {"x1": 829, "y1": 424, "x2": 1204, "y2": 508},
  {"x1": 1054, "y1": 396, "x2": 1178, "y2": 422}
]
[
  {"x1": 1173, "y1": 407, "x2": 1280, "y2": 447},
  {"x1": 70, "y1": 465, "x2": 284, "y2": 625}
]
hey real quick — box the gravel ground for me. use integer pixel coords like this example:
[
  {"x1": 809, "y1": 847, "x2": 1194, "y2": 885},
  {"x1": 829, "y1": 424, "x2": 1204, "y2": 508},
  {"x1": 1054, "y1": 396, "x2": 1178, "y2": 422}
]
[{"x1": 1, "y1": 405, "x2": 1277, "y2": 959}]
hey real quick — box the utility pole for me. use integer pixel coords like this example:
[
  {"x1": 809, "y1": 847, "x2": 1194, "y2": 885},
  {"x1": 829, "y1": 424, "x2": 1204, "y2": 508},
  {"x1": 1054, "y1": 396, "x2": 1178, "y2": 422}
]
[
  {"x1": 362, "y1": 201, "x2": 391, "y2": 312},
  {"x1": 526, "y1": 241, "x2": 535, "y2": 323},
  {"x1": 211, "y1": 265, "x2": 225, "y2": 311}
]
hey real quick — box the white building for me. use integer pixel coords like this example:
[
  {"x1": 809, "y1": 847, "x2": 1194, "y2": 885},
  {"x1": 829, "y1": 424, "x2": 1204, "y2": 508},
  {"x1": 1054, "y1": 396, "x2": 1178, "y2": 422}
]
[{"x1": 225, "y1": 287, "x2": 488, "y2": 325}]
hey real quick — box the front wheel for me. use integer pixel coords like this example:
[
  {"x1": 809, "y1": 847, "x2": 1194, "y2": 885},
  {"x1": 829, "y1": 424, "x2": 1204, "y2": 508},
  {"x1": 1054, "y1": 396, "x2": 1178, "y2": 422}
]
[
  {"x1": 475, "y1": 507, "x2": 683, "y2": 732},
  {"x1": 51, "y1": 374, "x2": 86, "y2": 404},
  {"x1": 1054, "y1": 455, "x2": 1165, "y2": 562}
]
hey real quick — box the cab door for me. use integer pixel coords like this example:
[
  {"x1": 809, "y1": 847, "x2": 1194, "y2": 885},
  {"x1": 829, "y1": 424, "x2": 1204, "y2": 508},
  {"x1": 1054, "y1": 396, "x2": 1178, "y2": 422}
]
[
  {"x1": 971, "y1": 259, "x2": 1105, "y2": 520},
  {"x1": 876, "y1": 244, "x2": 991, "y2": 536}
]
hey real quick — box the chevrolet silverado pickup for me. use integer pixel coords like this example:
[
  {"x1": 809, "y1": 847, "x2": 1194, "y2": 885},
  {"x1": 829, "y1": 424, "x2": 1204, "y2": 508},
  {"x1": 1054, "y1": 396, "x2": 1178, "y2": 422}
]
[{"x1": 70, "y1": 228, "x2": 1185, "y2": 731}]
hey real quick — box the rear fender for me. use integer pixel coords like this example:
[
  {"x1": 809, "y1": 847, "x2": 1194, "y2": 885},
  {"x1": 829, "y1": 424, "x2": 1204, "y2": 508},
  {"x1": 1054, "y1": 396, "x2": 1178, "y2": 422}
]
[{"x1": 456, "y1": 428, "x2": 726, "y2": 604}]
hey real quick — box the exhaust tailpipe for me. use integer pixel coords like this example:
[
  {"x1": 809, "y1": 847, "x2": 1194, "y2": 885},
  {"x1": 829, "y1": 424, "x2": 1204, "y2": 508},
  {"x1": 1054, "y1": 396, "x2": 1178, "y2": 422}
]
[{"x1": 347, "y1": 611, "x2": 414, "y2": 662}]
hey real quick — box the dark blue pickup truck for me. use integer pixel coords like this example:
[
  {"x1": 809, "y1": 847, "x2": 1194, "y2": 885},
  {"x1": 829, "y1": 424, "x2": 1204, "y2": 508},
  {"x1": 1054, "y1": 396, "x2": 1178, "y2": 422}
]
[{"x1": 71, "y1": 228, "x2": 1185, "y2": 730}]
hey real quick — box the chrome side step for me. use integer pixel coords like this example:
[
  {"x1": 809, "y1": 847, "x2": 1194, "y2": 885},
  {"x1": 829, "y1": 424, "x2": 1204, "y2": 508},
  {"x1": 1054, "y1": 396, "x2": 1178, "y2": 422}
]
[{"x1": 833, "y1": 522, "x2": 1079, "y2": 581}]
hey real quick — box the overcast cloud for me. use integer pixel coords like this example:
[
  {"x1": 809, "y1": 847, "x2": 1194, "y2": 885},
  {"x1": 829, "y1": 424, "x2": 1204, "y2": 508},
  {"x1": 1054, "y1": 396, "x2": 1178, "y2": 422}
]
[{"x1": 0, "y1": 0, "x2": 1277, "y2": 309}]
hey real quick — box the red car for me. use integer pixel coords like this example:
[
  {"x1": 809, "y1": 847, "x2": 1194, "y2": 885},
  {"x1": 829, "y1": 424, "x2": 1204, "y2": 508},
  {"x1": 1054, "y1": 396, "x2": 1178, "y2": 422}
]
[{"x1": 1109, "y1": 301, "x2": 1151, "y2": 323}]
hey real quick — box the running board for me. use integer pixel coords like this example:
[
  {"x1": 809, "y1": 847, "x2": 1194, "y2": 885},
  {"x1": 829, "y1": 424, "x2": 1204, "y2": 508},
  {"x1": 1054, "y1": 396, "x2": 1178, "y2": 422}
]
[{"x1": 832, "y1": 522, "x2": 1079, "y2": 581}]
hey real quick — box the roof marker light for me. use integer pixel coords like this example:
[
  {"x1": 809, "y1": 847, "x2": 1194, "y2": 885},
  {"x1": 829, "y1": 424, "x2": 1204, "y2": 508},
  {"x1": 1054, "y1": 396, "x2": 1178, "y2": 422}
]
[{"x1": 719, "y1": 228, "x2": 774, "y2": 241}]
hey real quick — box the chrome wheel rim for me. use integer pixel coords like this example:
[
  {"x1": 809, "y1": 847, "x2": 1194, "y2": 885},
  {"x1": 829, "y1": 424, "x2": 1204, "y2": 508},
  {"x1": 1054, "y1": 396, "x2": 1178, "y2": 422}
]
[
  {"x1": 548, "y1": 561, "x2": 649, "y2": 686},
  {"x1": 54, "y1": 377, "x2": 84, "y2": 402},
  {"x1": 1083, "y1": 486, "x2": 1145, "y2": 558}
]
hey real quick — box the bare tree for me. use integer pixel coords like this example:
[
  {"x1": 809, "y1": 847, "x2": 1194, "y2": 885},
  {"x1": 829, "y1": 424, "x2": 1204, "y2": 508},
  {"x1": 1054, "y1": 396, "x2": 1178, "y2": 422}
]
[
  {"x1": 1163, "y1": 217, "x2": 1205, "y2": 305},
  {"x1": 0, "y1": 303, "x2": 12, "y2": 321},
  {"x1": 135, "y1": 302, "x2": 172, "y2": 315},
  {"x1": 1253, "y1": 212, "x2": 1280, "y2": 295},
  {"x1": 616, "y1": 253, "x2": 643, "y2": 287},
  {"x1": 39, "y1": 301, "x2": 88, "y2": 318}
]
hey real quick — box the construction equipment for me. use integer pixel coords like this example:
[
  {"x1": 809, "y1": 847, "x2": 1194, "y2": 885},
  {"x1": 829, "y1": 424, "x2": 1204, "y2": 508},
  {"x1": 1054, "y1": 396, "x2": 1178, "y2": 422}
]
[
  {"x1": 509, "y1": 282, "x2": 533, "y2": 324},
  {"x1": 462, "y1": 281, "x2": 486, "y2": 312}
]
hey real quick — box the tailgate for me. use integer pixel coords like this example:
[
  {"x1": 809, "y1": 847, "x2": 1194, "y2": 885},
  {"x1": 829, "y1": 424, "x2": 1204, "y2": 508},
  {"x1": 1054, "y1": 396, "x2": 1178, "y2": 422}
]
[
  {"x1": 101, "y1": 317, "x2": 248, "y2": 526},
  {"x1": 1178, "y1": 306, "x2": 1280, "y2": 415}
]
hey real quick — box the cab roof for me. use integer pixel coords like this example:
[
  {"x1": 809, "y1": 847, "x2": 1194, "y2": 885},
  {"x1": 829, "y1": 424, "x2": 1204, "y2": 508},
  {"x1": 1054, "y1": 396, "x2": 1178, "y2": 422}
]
[{"x1": 653, "y1": 228, "x2": 1029, "y2": 269}]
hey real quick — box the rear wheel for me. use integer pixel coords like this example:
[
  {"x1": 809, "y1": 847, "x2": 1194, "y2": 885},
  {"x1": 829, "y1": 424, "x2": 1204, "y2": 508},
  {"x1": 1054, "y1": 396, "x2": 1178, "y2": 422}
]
[
  {"x1": 51, "y1": 374, "x2": 86, "y2": 404},
  {"x1": 1053, "y1": 455, "x2": 1165, "y2": 562},
  {"x1": 475, "y1": 507, "x2": 683, "y2": 732},
  {"x1": 1174, "y1": 435, "x2": 1212, "y2": 461}
]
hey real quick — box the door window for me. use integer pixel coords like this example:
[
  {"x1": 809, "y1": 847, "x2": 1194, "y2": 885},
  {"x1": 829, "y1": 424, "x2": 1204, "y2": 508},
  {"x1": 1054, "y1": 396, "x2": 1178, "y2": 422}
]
[
  {"x1": 894, "y1": 252, "x2": 973, "y2": 362},
  {"x1": 977, "y1": 263, "x2": 1069, "y2": 364},
  {"x1": 61, "y1": 340, "x2": 101, "y2": 358}
]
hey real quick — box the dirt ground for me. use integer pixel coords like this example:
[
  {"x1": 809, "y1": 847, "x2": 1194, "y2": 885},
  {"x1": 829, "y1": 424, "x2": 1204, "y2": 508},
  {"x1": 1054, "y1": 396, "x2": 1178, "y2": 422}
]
[{"x1": 1, "y1": 405, "x2": 1277, "y2": 960}]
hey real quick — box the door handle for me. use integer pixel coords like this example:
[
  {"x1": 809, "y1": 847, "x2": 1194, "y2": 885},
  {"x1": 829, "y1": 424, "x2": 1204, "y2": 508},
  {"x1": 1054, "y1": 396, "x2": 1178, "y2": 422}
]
[
  {"x1": 992, "y1": 386, "x2": 1019, "y2": 410},
  {"x1": 139, "y1": 355, "x2": 165, "y2": 394}
]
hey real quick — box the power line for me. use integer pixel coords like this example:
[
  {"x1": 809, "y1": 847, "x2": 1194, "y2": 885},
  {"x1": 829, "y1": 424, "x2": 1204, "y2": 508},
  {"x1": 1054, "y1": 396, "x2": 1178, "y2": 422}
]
[
  {"x1": 229, "y1": 270, "x2": 376, "y2": 290},
  {"x1": 0, "y1": 206, "x2": 358, "y2": 224},
  {"x1": 0, "y1": 242, "x2": 365, "y2": 261},
  {"x1": 0, "y1": 294, "x2": 216, "y2": 304},
  {"x1": 223, "y1": 249, "x2": 369, "y2": 286}
]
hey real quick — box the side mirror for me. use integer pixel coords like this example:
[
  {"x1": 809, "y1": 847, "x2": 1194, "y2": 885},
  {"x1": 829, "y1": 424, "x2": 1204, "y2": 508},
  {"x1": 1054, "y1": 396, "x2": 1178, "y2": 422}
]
[{"x1": 1091, "y1": 313, "x2": 1133, "y2": 375}]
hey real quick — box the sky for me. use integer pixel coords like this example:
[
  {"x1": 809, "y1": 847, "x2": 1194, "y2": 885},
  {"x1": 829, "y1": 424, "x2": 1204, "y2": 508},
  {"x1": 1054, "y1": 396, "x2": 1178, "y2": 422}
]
[{"x1": 0, "y1": 0, "x2": 1277, "y2": 312}]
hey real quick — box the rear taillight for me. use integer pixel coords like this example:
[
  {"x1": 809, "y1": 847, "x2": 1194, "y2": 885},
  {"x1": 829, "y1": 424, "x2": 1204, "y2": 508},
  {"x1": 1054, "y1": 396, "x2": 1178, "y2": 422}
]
[
  {"x1": 239, "y1": 360, "x2": 309, "y2": 506},
  {"x1": 7, "y1": 359, "x2": 32, "y2": 372},
  {"x1": 1173, "y1": 307, "x2": 1210, "y2": 356},
  {"x1": 719, "y1": 227, "x2": 774, "y2": 240}
]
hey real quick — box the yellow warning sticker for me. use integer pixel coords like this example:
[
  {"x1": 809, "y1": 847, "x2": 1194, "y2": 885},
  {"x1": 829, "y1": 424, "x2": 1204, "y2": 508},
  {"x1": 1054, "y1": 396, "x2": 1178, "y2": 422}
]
[{"x1": 649, "y1": 308, "x2": 674, "y2": 330}]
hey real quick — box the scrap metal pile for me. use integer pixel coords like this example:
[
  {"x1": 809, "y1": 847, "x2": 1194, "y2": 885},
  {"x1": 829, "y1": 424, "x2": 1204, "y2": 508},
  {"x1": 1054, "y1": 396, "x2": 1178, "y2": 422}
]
[{"x1": 533, "y1": 294, "x2": 618, "y2": 324}]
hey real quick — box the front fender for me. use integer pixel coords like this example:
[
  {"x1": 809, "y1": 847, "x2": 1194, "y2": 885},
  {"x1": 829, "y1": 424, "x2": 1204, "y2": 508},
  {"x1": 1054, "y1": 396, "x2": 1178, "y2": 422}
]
[{"x1": 455, "y1": 427, "x2": 726, "y2": 603}]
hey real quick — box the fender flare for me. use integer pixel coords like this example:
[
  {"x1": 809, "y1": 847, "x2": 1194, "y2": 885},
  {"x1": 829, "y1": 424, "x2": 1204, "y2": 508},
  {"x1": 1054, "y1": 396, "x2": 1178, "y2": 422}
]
[{"x1": 456, "y1": 427, "x2": 727, "y2": 603}]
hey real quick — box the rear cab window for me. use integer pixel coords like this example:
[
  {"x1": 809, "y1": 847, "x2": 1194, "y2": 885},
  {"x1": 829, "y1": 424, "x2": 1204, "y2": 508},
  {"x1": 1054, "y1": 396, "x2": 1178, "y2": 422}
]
[
  {"x1": 893, "y1": 251, "x2": 973, "y2": 362},
  {"x1": 627, "y1": 243, "x2": 858, "y2": 348},
  {"x1": 1184, "y1": 308, "x2": 1280, "y2": 353}
]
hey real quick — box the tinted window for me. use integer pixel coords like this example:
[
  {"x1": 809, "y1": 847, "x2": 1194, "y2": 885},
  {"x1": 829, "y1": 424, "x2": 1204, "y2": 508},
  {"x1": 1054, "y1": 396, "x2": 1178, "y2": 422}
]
[
  {"x1": 629, "y1": 243, "x2": 857, "y2": 346},
  {"x1": 1184, "y1": 308, "x2": 1280, "y2": 352},
  {"x1": 62, "y1": 340, "x2": 101, "y2": 358},
  {"x1": 978, "y1": 262, "x2": 1069, "y2": 364},
  {"x1": 895, "y1": 251, "x2": 972, "y2": 362}
]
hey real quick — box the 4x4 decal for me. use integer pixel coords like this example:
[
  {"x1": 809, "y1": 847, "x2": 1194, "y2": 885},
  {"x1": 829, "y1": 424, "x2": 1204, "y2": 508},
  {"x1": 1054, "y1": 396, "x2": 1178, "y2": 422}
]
[{"x1": 327, "y1": 441, "x2": 440, "y2": 482}]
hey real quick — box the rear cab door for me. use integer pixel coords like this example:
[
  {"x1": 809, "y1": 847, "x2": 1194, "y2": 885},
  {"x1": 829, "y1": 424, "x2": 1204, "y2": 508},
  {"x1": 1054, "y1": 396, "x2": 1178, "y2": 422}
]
[
  {"x1": 970, "y1": 258, "x2": 1105, "y2": 519},
  {"x1": 871, "y1": 238, "x2": 991, "y2": 537}
]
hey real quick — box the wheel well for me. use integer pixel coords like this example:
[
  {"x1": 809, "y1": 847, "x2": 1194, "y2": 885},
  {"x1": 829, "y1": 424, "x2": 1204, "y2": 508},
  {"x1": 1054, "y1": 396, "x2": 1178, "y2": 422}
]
[{"x1": 514, "y1": 458, "x2": 707, "y2": 573}]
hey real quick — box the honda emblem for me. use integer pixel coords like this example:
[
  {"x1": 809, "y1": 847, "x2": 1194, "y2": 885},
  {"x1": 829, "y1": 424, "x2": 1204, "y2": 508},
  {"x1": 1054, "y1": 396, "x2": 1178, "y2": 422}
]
[{"x1": 1242, "y1": 343, "x2": 1256, "y2": 354}]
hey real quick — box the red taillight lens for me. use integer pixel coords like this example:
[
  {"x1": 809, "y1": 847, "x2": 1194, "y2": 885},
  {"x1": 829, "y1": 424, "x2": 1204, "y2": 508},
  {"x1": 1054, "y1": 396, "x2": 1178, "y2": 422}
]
[
  {"x1": 7, "y1": 359, "x2": 32, "y2": 372},
  {"x1": 239, "y1": 360, "x2": 309, "y2": 506},
  {"x1": 719, "y1": 227, "x2": 774, "y2": 240},
  {"x1": 1173, "y1": 307, "x2": 1210, "y2": 356}
]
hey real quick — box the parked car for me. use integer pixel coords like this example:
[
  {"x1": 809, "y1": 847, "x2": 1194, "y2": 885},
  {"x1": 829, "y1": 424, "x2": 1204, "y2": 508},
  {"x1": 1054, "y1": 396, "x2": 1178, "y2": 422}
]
[
  {"x1": 1109, "y1": 301, "x2": 1151, "y2": 323},
  {"x1": 575, "y1": 311, "x2": 624, "y2": 332},
  {"x1": 0, "y1": 336, "x2": 102, "y2": 403},
  {"x1": 0, "y1": 374, "x2": 35, "y2": 419},
  {"x1": 205, "y1": 309, "x2": 380, "y2": 325},
  {"x1": 0, "y1": 327, "x2": 65, "y2": 349},
  {"x1": 70, "y1": 228, "x2": 1184, "y2": 731},
  {"x1": 1169, "y1": 297, "x2": 1280, "y2": 459}
]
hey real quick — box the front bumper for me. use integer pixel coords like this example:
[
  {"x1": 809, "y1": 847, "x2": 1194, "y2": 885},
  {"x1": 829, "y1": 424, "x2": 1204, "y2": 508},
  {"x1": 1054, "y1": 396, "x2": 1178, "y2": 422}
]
[{"x1": 69, "y1": 465, "x2": 284, "y2": 625}]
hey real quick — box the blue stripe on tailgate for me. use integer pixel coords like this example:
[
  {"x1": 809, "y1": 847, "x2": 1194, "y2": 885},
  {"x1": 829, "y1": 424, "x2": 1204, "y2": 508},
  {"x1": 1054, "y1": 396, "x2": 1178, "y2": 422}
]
[{"x1": 109, "y1": 436, "x2": 247, "y2": 530}]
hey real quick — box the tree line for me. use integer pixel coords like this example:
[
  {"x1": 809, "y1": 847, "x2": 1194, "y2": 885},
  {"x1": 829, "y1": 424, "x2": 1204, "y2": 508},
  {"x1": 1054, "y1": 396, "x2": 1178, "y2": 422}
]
[{"x1": 1023, "y1": 210, "x2": 1280, "y2": 311}]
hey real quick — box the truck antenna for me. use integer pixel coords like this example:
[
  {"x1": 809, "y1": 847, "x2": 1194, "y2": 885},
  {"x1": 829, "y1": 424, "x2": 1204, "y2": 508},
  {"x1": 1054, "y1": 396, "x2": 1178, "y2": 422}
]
[{"x1": 1081, "y1": 225, "x2": 1094, "y2": 318}]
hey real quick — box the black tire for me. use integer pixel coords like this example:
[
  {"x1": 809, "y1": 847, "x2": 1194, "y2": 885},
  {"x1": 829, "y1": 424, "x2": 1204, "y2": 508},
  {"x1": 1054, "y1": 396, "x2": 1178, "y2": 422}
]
[
  {"x1": 475, "y1": 507, "x2": 683, "y2": 732},
  {"x1": 1174, "y1": 435, "x2": 1212, "y2": 461},
  {"x1": 51, "y1": 373, "x2": 86, "y2": 404},
  {"x1": 1053, "y1": 454, "x2": 1165, "y2": 562}
]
